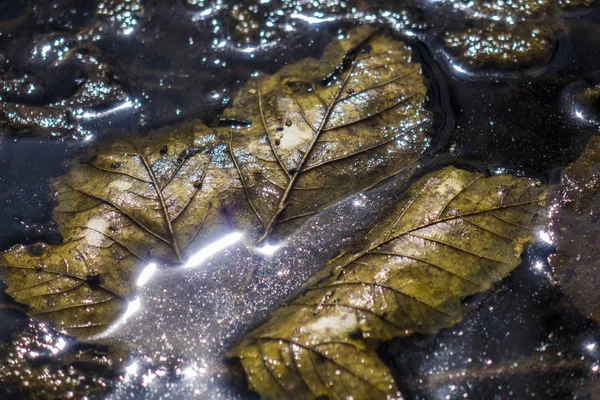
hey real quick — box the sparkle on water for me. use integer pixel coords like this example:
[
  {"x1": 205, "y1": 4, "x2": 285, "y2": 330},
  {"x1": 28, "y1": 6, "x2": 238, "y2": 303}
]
[
  {"x1": 0, "y1": 0, "x2": 599, "y2": 398},
  {"x1": 182, "y1": 232, "x2": 244, "y2": 269}
]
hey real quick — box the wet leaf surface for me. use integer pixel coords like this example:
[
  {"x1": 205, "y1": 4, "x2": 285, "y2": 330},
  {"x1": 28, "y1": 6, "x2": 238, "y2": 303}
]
[
  {"x1": 0, "y1": 41, "x2": 132, "y2": 140},
  {"x1": 221, "y1": 25, "x2": 431, "y2": 240},
  {"x1": 549, "y1": 136, "x2": 600, "y2": 321},
  {"x1": 0, "y1": 121, "x2": 235, "y2": 339},
  {"x1": 432, "y1": 0, "x2": 577, "y2": 77},
  {"x1": 0, "y1": 27, "x2": 431, "y2": 340},
  {"x1": 0, "y1": 0, "x2": 599, "y2": 398},
  {"x1": 230, "y1": 166, "x2": 548, "y2": 399},
  {"x1": 435, "y1": 0, "x2": 558, "y2": 22}
]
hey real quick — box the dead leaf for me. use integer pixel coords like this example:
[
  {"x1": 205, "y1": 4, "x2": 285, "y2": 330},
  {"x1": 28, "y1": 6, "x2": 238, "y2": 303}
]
[
  {"x1": 0, "y1": 121, "x2": 236, "y2": 338},
  {"x1": 0, "y1": 26, "x2": 432, "y2": 339},
  {"x1": 443, "y1": 23, "x2": 556, "y2": 68},
  {"x1": 230, "y1": 166, "x2": 548, "y2": 399},
  {"x1": 0, "y1": 320, "x2": 114, "y2": 400},
  {"x1": 221, "y1": 25, "x2": 431, "y2": 241}
]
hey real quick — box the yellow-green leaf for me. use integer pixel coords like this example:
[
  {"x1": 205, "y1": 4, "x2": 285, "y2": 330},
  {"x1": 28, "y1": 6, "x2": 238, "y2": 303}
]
[
  {"x1": 230, "y1": 166, "x2": 548, "y2": 399},
  {"x1": 235, "y1": 307, "x2": 401, "y2": 400}
]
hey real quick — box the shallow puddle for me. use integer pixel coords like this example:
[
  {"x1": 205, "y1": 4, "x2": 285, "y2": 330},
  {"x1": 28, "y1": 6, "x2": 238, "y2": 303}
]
[{"x1": 1, "y1": 0, "x2": 599, "y2": 399}]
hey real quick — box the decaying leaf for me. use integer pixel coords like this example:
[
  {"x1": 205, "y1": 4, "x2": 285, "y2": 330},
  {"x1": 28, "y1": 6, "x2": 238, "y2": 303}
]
[
  {"x1": 437, "y1": 0, "x2": 557, "y2": 22},
  {"x1": 435, "y1": 0, "x2": 567, "y2": 74},
  {"x1": 221, "y1": 25, "x2": 431, "y2": 241},
  {"x1": 0, "y1": 46, "x2": 131, "y2": 141},
  {"x1": 0, "y1": 26, "x2": 431, "y2": 339},
  {"x1": 0, "y1": 121, "x2": 236, "y2": 339},
  {"x1": 230, "y1": 166, "x2": 548, "y2": 399},
  {"x1": 549, "y1": 136, "x2": 600, "y2": 321},
  {"x1": 232, "y1": 314, "x2": 401, "y2": 400}
]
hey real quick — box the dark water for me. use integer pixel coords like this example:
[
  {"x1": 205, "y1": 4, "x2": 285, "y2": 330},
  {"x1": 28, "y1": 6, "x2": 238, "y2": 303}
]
[{"x1": 0, "y1": 0, "x2": 599, "y2": 399}]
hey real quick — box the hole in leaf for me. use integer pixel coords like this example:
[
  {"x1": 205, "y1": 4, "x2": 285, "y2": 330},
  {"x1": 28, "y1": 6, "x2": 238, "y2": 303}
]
[{"x1": 86, "y1": 273, "x2": 102, "y2": 291}]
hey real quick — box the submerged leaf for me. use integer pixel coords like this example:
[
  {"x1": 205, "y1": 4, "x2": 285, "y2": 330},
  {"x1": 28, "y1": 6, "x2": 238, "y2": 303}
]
[
  {"x1": 230, "y1": 166, "x2": 548, "y2": 399},
  {"x1": 234, "y1": 312, "x2": 400, "y2": 400},
  {"x1": 221, "y1": 25, "x2": 431, "y2": 240},
  {"x1": 0, "y1": 27, "x2": 431, "y2": 339},
  {"x1": 0, "y1": 121, "x2": 237, "y2": 338},
  {"x1": 549, "y1": 136, "x2": 600, "y2": 321}
]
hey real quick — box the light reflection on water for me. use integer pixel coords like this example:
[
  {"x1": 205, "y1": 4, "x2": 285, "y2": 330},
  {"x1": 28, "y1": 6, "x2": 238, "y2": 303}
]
[
  {"x1": 183, "y1": 232, "x2": 244, "y2": 269},
  {"x1": 136, "y1": 263, "x2": 158, "y2": 287},
  {"x1": 254, "y1": 242, "x2": 281, "y2": 256},
  {"x1": 92, "y1": 298, "x2": 142, "y2": 341},
  {"x1": 74, "y1": 99, "x2": 136, "y2": 120},
  {"x1": 94, "y1": 232, "x2": 245, "y2": 346},
  {"x1": 538, "y1": 229, "x2": 553, "y2": 244},
  {"x1": 92, "y1": 172, "x2": 405, "y2": 398},
  {"x1": 0, "y1": 1, "x2": 599, "y2": 398}
]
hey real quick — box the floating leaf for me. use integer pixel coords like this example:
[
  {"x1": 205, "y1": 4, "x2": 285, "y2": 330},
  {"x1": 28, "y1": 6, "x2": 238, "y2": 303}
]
[
  {"x1": 233, "y1": 308, "x2": 401, "y2": 400},
  {"x1": 230, "y1": 166, "x2": 548, "y2": 399},
  {"x1": 435, "y1": 0, "x2": 565, "y2": 77},
  {"x1": 436, "y1": 0, "x2": 556, "y2": 22},
  {"x1": 0, "y1": 27, "x2": 431, "y2": 339},
  {"x1": 549, "y1": 136, "x2": 600, "y2": 321}
]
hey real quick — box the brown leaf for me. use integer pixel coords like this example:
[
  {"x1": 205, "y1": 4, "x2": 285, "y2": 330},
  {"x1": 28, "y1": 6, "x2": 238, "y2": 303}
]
[
  {"x1": 1, "y1": 121, "x2": 237, "y2": 338},
  {"x1": 221, "y1": 25, "x2": 431, "y2": 241}
]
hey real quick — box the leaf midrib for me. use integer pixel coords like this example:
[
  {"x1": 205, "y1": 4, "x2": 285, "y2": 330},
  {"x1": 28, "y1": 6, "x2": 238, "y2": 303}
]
[
  {"x1": 337, "y1": 196, "x2": 540, "y2": 271},
  {"x1": 254, "y1": 58, "x2": 360, "y2": 243},
  {"x1": 252, "y1": 337, "x2": 394, "y2": 396},
  {"x1": 133, "y1": 143, "x2": 183, "y2": 262}
]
